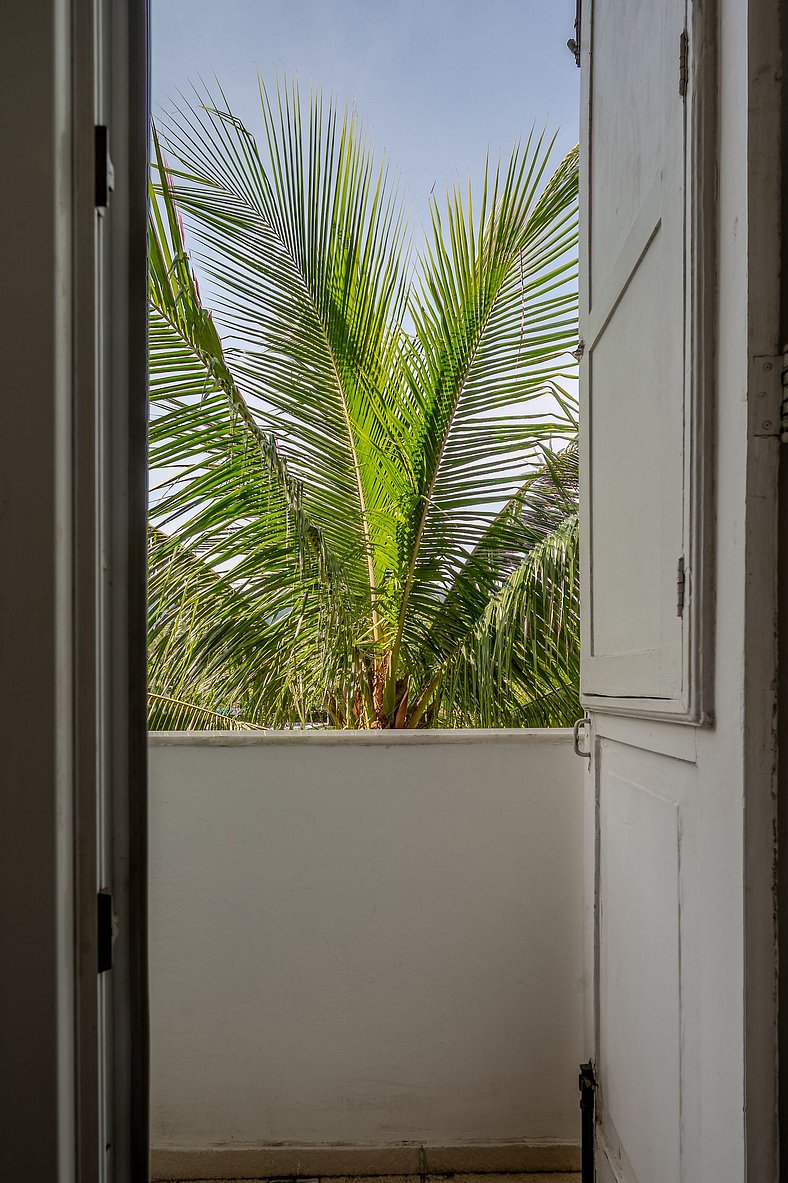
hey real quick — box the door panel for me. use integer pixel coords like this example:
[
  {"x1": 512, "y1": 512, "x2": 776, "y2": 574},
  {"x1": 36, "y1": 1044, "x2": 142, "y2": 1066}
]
[
  {"x1": 597, "y1": 741, "x2": 686, "y2": 1183},
  {"x1": 589, "y1": 2, "x2": 663, "y2": 300},
  {"x1": 590, "y1": 229, "x2": 682, "y2": 677},
  {"x1": 581, "y1": 0, "x2": 688, "y2": 707}
]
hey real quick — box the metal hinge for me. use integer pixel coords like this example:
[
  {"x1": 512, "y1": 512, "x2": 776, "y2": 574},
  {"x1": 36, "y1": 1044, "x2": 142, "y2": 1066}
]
[
  {"x1": 677, "y1": 556, "x2": 686, "y2": 618},
  {"x1": 750, "y1": 351, "x2": 788, "y2": 440},
  {"x1": 95, "y1": 125, "x2": 115, "y2": 210},
  {"x1": 679, "y1": 30, "x2": 689, "y2": 96},
  {"x1": 567, "y1": 0, "x2": 582, "y2": 66},
  {"x1": 97, "y1": 890, "x2": 114, "y2": 973}
]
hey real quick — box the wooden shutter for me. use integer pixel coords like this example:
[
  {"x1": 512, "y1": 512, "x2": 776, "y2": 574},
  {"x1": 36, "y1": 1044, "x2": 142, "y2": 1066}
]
[{"x1": 579, "y1": 0, "x2": 711, "y2": 718}]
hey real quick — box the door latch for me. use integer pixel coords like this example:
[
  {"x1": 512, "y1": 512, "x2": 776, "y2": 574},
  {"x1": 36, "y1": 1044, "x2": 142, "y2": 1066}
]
[{"x1": 573, "y1": 715, "x2": 591, "y2": 759}]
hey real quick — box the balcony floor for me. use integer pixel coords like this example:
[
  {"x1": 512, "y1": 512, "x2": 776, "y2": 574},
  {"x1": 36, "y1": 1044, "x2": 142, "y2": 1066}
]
[{"x1": 170, "y1": 1176, "x2": 581, "y2": 1183}]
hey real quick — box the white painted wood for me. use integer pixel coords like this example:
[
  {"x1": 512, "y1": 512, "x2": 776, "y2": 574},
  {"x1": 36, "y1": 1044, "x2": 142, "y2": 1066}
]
[
  {"x1": 580, "y1": 0, "x2": 688, "y2": 707},
  {"x1": 597, "y1": 741, "x2": 689, "y2": 1183},
  {"x1": 581, "y1": 1, "x2": 782, "y2": 1180}
]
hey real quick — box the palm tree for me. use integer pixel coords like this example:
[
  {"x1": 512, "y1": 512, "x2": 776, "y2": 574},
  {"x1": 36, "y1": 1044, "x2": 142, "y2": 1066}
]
[{"x1": 148, "y1": 79, "x2": 580, "y2": 729}]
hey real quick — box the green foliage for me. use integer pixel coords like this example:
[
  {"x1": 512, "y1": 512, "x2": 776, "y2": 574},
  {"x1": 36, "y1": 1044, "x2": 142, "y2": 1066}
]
[{"x1": 148, "y1": 79, "x2": 580, "y2": 729}]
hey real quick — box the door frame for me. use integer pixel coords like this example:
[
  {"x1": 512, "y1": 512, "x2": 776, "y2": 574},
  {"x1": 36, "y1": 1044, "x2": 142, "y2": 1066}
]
[
  {"x1": 743, "y1": 1, "x2": 783, "y2": 1178},
  {"x1": 0, "y1": 1, "x2": 149, "y2": 1178},
  {"x1": 75, "y1": 0, "x2": 151, "y2": 1176}
]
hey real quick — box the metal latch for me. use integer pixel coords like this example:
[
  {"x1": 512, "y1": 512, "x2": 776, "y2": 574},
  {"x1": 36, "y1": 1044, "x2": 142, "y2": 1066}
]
[{"x1": 573, "y1": 715, "x2": 591, "y2": 759}]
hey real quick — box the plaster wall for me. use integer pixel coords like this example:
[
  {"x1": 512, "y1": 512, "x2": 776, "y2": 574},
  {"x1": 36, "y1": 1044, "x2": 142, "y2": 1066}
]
[{"x1": 148, "y1": 730, "x2": 583, "y2": 1150}]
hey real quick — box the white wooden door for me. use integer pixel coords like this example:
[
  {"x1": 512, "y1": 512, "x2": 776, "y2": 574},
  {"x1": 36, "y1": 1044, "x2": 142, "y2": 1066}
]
[
  {"x1": 591, "y1": 735, "x2": 692, "y2": 1183},
  {"x1": 579, "y1": 0, "x2": 785, "y2": 1172},
  {"x1": 578, "y1": 0, "x2": 716, "y2": 1179}
]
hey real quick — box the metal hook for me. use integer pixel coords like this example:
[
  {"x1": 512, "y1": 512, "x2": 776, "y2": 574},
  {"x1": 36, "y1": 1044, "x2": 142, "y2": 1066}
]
[{"x1": 573, "y1": 715, "x2": 591, "y2": 759}]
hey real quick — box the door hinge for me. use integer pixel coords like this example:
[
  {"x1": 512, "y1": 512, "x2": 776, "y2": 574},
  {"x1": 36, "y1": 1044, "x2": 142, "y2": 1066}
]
[
  {"x1": 677, "y1": 556, "x2": 686, "y2": 618},
  {"x1": 579, "y1": 1062, "x2": 596, "y2": 1183},
  {"x1": 95, "y1": 125, "x2": 115, "y2": 210},
  {"x1": 97, "y1": 890, "x2": 114, "y2": 973},
  {"x1": 750, "y1": 351, "x2": 788, "y2": 440},
  {"x1": 567, "y1": 0, "x2": 582, "y2": 66},
  {"x1": 679, "y1": 29, "x2": 689, "y2": 96}
]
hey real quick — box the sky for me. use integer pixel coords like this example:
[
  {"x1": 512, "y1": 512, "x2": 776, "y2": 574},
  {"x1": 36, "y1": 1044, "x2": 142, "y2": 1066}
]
[{"x1": 152, "y1": 0, "x2": 580, "y2": 234}]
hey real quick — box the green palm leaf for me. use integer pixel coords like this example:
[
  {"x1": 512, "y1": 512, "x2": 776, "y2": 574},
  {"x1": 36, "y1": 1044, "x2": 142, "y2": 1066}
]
[
  {"x1": 155, "y1": 83, "x2": 410, "y2": 620},
  {"x1": 389, "y1": 141, "x2": 578, "y2": 695},
  {"x1": 148, "y1": 694, "x2": 264, "y2": 731},
  {"x1": 438, "y1": 514, "x2": 580, "y2": 729}
]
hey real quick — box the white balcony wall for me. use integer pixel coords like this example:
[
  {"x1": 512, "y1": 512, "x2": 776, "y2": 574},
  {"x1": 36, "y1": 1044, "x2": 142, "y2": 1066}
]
[{"x1": 149, "y1": 730, "x2": 584, "y2": 1151}]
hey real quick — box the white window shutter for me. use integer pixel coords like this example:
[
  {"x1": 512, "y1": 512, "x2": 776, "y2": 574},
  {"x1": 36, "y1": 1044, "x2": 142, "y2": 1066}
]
[{"x1": 579, "y1": 0, "x2": 695, "y2": 712}]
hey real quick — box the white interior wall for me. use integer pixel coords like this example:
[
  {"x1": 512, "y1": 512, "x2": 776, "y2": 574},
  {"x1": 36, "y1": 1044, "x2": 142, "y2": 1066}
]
[{"x1": 148, "y1": 730, "x2": 583, "y2": 1150}]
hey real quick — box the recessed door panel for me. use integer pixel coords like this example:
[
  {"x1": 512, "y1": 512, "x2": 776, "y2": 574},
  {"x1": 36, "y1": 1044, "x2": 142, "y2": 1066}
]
[
  {"x1": 589, "y1": 0, "x2": 665, "y2": 305},
  {"x1": 596, "y1": 738, "x2": 690, "y2": 1183}
]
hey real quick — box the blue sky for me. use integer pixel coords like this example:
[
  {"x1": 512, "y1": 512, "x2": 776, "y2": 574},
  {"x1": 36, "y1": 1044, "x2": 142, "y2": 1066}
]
[{"x1": 153, "y1": 0, "x2": 580, "y2": 233}]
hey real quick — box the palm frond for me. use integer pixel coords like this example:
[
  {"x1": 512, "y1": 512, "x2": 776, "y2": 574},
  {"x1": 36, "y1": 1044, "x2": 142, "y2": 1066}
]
[
  {"x1": 149, "y1": 126, "x2": 340, "y2": 587},
  {"x1": 415, "y1": 440, "x2": 579, "y2": 680},
  {"x1": 390, "y1": 141, "x2": 579, "y2": 688},
  {"x1": 148, "y1": 524, "x2": 362, "y2": 729},
  {"x1": 148, "y1": 693, "x2": 264, "y2": 731},
  {"x1": 437, "y1": 514, "x2": 580, "y2": 728},
  {"x1": 154, "y1": 81, "x2": 413, "y2": 633}
]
